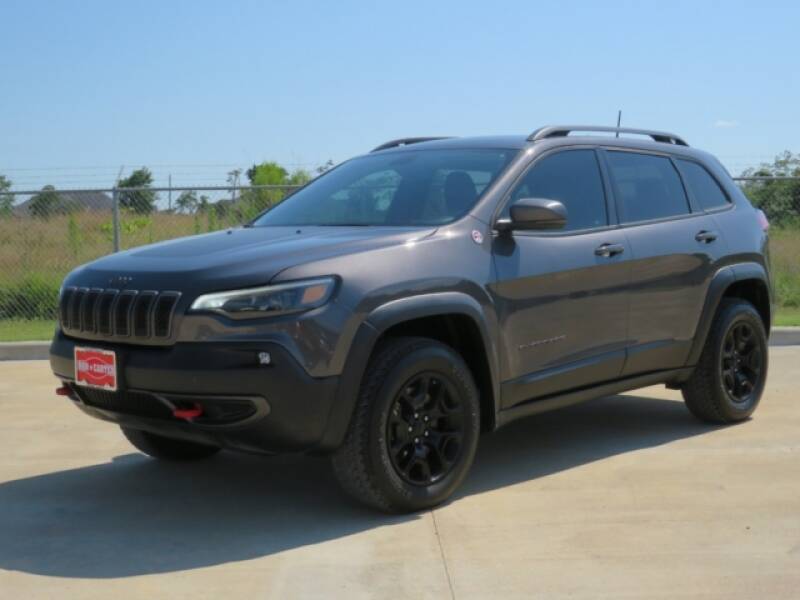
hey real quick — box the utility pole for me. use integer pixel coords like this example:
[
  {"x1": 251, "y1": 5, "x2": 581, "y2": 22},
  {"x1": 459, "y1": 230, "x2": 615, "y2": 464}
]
[
  {"x1": 228, "y1": 169, "x2": 242, "y2": 202},
  {"x1": 112, "y1": 165, "x2": 124, "y2": 253},
  {"x1": 168, "y1": 173, "x2": 172, "y2": 212},
  {"x1": 616, "y1": 110, "x2": 622, "y2": 137}
]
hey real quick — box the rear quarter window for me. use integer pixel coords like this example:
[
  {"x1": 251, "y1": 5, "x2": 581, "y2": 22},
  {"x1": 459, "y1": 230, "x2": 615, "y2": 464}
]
[
  {"x1": 606, "y1": 151, "x2": 690, "y2": 223},
  {"x1": 676, "y1": 159, "x2": 731, "y2": 211}
]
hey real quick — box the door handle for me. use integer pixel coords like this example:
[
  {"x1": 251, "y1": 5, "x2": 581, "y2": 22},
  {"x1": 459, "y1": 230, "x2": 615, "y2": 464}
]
[
  {"x1": 595, "y1": 243, "x2": 625, "y2": 258},
  {"x1": 695, "y1": 230, "x2": 718, "y2": 243}
]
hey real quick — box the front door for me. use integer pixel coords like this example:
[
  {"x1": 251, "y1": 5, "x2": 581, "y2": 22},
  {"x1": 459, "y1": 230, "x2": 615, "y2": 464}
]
[{"x1": 492, "y1": 148, "x2": 631, "y2": 409}]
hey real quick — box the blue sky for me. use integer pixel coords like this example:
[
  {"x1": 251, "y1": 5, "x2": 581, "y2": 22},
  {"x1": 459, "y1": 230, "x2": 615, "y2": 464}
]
[{"x1": 1, "y1": 0, "x2": 798, "y2": 190}]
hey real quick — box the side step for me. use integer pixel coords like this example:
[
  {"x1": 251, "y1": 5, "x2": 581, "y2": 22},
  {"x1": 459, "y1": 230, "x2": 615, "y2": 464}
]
[{"x1": 496, "y1": 368, "x2": 694, "y2": 428}]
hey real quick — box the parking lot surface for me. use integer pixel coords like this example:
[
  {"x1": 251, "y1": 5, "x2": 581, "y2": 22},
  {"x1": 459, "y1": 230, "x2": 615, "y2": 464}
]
[{"x1": 1, "y1": 349, "x2": 798, "y2": 599}]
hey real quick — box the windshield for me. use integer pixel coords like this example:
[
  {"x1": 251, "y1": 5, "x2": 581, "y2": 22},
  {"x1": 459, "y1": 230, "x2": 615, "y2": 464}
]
[{"x1": 252, "y1": 148, "x2": 518, "y2": 227}]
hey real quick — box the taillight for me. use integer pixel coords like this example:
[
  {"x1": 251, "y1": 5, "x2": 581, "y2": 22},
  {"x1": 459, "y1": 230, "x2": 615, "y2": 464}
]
[{"x1": 756, "y1": 209, "x2": 770, "y2": 231}]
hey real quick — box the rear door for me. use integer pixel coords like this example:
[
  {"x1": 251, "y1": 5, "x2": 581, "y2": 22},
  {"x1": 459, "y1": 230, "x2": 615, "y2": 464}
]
[
  {"x1": 492, "y1": 148, "x2": 632, "y2": 408},
  {"x1": 602, "y1": 149, "x2": 728, "y2": 375}
]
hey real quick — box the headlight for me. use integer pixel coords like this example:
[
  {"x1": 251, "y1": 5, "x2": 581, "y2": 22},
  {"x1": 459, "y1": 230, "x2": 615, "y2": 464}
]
[{"x1": 189, "y1": 277, "x2": 337, "y2": 319}]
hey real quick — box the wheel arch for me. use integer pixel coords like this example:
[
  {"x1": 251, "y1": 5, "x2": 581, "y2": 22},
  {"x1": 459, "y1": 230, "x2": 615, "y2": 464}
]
[
  {"x1": 316, "y1": 292, "x2": 501, "y2": 451},
  {"x1": 726, "y1": 263, "x2": 772, "y2": 332},
  {"x1": 685, "y1": 262, "x2": 772, "y2": 369}
]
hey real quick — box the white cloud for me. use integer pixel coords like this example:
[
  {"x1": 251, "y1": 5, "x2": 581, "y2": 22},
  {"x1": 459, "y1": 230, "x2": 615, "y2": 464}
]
[{"x1": 714, "y1": 119, "x2": 739, "y2": 129}]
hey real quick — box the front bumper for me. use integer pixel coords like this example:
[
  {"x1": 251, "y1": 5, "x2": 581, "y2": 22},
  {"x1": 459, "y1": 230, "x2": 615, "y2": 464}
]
[{"x1": 50, "y1": 330, "x2": 340, "y2": 454}]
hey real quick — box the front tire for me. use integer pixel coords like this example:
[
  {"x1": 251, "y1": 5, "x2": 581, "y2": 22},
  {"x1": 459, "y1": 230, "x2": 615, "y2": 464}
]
[
  {"x1": 332, "y1": 337, "x2": 481, "y2": 513},
  {"x1": 682, "y1": 299, "x2": 768, "y2": 423},
  {"x1": 121, "y1": 427, "x2": 221, "y2": 461}
]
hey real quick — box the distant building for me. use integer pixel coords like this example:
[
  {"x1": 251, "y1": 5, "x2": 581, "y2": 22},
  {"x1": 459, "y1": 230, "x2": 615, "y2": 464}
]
[{"x1": 13, "y1": 190, "x2": 113, "y2": 216}]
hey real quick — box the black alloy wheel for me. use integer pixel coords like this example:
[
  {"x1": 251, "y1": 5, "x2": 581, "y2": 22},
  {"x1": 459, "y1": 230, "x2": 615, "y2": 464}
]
[
  {"x1": 720, "y1": 321, "x2": 764, "y2": 404},
  {"x1": 386, "y1": 372, "x2": 465, "y2": 486}
]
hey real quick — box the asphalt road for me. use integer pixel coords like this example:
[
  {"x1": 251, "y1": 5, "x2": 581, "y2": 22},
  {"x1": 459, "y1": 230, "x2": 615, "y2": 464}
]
[{"x1": 0, "y1": 350, "x2": 798, "y2": 599}]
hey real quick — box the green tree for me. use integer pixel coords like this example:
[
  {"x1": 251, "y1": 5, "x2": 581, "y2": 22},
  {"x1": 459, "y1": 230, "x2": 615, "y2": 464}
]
[
  {"x1": 740, "y1": 151, "x2": 800, "y2": 226},
  {"x1": 288, "y1": 168, "x2": 312, "y2": 186},
  {"x1": 239, "y1": 161, "x2": 291, "y2": 219},
  {"x1": 316, "y1": 159, "x2": 335, "y2": 175},
  {"x1": 175, "y1": 190, "x2": 199, "y2": 214},
  {"x1": 118, "y1": 167, "x2": 157, "y2": 214},
  {"x1": 29, "y1": 185, "x2": 61, "y2": 219},
  {"x1": 0, "y1": 175, "x2": 12, "y2": 217},
  {"x1": 215, "y1": 161, "x2": 317, "y2": 223},
  {"x1": 246, "y1": 161, "x2": 287, "y2": 186}
]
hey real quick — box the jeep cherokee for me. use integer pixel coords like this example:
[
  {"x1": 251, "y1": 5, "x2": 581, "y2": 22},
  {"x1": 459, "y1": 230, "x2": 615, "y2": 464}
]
[{"x1": 50, "y1": 125, "x2": 772, "y2": 512}]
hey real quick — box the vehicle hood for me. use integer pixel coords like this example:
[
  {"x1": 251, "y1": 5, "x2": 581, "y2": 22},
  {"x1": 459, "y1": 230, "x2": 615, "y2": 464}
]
[{"x1": 66, "y1": 225, "x2": 437, "y2": 292}]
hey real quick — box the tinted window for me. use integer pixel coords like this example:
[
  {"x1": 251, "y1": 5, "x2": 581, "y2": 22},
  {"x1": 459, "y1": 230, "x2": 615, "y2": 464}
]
[
  {"x1": 676, "y1": 159, "x2": 730, "y2": 211},
  {"x1": 509, "y1": 150, "x2": 607, "y2": 231},
  {"x1": 607, "y1": 151, "x2": 690, "y2": 223},
  {"x1": 252, "y1": 149, "x2": 517, "y2": 226}
]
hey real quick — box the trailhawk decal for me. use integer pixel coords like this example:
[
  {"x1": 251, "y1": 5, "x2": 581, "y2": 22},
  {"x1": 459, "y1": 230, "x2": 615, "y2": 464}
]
[{"x1": 518, "y1": 335, "x2": 567, "y2": 351}]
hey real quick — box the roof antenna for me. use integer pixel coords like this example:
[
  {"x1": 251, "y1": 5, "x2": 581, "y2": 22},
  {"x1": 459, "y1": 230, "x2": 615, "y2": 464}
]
[{"x1": 616, "y1": 110, "x2": 622, "y2": 137}]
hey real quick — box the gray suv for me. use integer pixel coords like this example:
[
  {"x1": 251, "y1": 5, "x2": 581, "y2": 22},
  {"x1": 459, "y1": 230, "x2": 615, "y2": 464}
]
[{"x1": 50, "y1": 125, "x2": 772, "y2": 512}]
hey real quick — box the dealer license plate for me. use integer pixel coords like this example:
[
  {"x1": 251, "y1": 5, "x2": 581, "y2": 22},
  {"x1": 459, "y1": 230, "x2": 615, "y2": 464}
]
[{"x1": 74, "y1": 347, "x2": 118, "y2": 391}]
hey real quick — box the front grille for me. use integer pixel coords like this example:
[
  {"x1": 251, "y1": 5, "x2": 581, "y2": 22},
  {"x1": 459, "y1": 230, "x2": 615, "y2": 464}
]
[
  {"x1": 73, "y1": 387, "x2": 173, "y2": 419},
  {"x1": 59, "y1": 287, "x2": 180, "y2": 342}
]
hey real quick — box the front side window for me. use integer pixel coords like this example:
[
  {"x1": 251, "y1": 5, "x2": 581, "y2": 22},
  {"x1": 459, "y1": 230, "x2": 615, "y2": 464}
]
[
  {"x1": 252, "y1": 148, "x2": 518, "y2": 227},
  {"x1": 676, "y1": 159, "x2": 730, "y2": 211},
  {"x1": 606, "y1": 151, "x2": 690, "y2": 223},
  {"x1": 507, "y1": 149, "x2": 608, "y2": 231}
]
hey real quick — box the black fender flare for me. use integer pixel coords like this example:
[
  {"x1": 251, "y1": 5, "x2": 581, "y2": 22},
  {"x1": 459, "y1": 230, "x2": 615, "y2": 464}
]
[
  {"x1": 316, "y1": 292, "x2": 501, "y2": 451},
  {"x1": 684, "y1": 262, "x2": 771, "y2": 368}
]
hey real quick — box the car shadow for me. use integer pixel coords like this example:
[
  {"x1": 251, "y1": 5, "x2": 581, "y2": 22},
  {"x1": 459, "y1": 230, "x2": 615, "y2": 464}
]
[{"x1": 0, "y1": 393, "x2": 719, "y2": 578}]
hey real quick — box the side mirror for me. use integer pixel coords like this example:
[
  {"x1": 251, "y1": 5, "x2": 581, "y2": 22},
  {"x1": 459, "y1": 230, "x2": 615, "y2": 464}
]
[{"x1": 495, "y1": 198, "x2": 567, "y2": 232}]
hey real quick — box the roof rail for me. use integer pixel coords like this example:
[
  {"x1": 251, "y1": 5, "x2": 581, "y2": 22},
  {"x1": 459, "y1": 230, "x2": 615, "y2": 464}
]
[
  {"x1": 528, "y1": 125, "x2": 689, "y2": 147},
  {"x1": 371, "y1": 137, "x2": 452, "y2": 152}
]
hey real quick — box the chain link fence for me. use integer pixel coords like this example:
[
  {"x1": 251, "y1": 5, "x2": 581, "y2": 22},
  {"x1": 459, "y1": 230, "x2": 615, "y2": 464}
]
[
  {"x1": 0, "y1": 177, "x2": 798, "y2": 339},
  {"x1": 0, "y1": 184, "x2": 300, "y2": 339}
]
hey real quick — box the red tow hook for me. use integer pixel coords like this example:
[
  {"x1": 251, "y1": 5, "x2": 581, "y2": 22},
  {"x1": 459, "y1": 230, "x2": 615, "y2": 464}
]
[
  {"x1": 173, "y1": 403, "x2": 204, "y2": 420},
  {"x1": 56, "y1": 385, "x2": 74, "y2": 398}
]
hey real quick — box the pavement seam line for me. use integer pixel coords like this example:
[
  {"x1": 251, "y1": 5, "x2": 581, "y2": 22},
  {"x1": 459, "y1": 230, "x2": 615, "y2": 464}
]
[{"x1": 431, "y1": 509, "x2": 457, "y2": 600}]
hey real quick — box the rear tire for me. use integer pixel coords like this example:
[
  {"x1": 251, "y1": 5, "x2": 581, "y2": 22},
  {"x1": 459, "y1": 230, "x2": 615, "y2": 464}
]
[
  {"x1": 332, "y1": 337, "x2": 481, "y2": 513},
  {"x1": 682, "y1": 299, "x2": 768, "y2": 423},
  {"x1": 121, "y1": 427, "x2": 221, "y2": 461}
]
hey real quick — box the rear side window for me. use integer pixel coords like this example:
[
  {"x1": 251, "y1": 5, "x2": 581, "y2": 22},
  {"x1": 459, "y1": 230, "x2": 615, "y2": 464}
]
[
  {"x1": 509, "y1": 149, "x2": 607, "y2": 231},
  {"x1": 606, "y1": 151, "x2": 690, "y2": 223},
  {"x1": 676, "y1": 159, "x2": 730, "y2": 211}
]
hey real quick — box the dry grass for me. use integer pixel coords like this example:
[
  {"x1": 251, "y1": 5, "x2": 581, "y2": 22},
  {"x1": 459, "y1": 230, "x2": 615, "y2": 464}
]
[
  {"x1": 0, "y1": 210, "x2": 233, "y2": 286},
  {"x1": 770, "y1": 228, "x2": 800, "y2": 308},
  {"x1": 0, "y1": 210, "x2": 240, "y2": 322}
]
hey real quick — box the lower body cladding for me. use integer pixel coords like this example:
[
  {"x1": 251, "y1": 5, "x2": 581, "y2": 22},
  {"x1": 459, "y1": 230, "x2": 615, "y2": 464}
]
[{"x1": 49, "y1": 332, "x2": 340, "y2": 454}]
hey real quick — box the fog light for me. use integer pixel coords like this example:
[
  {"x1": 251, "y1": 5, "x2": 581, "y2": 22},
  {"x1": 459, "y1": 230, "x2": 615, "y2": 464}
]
[{"x1": 258, "y1": 352, "x2": 271, "y2": 366}]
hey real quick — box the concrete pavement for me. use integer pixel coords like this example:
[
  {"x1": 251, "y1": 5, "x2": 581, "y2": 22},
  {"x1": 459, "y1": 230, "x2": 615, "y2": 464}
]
[{"x1": 0, "y1": 350, "x2": 798, "y2": 599}]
